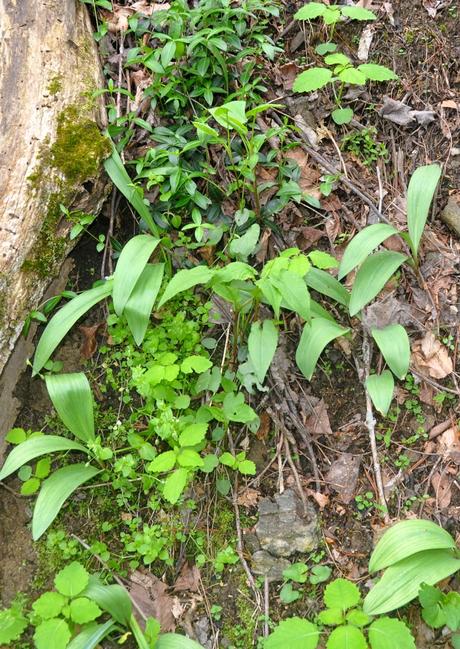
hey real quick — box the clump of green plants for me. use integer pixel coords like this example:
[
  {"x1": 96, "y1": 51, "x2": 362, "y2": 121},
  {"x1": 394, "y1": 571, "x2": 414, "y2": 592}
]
[
  {"x1": 280, "y1": 562, "x2": 331, "y2": 604},
  {"x1": 341, "y1": 127, "x2": 388, "y2": 166},
  {"x1": 418, "y1": 583, "x2": 460, "y2": 647}
]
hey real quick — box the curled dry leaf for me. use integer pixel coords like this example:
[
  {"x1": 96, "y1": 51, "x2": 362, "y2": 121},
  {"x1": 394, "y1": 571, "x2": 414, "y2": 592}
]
[
  {"x1": 79, "y1": 322, "x2": 104, "y2": 359},
  {"x1": 286, "y1": 147, "x2": 321, "y2": 198},
  {"x1": 411, "y1": 332, "x2": 453, "y2": 379},
  {"x1": 128, "y1": 570, "x2": 176, "y2": 632},
  {"x1": 325, "y1": 453, "x2": 362, "y2": 504},
  {"x1": 237, "y1": 487, "x2": 261, "y2": 508},
  {"x1": 102, "y1": 2, "x2": 170, "y2": 31},
  {"x1": 437, "y1": 427, "x2": 460, "y2": 464},
  {"x1": 357, "y1": 25, "x2": 375, "y2": 61},
  {"x1": 305, "y1": 399, "x2": 333, "y2": 437},
  {"x1": 431, "y1": 471, "x2": 452, "y2": 509},
  {"x1": 173, "y1": 563, "x2": 201, "y2": 593},
  {"x1": 379, "y1": 96, "x2": 437, "y2": 127}
]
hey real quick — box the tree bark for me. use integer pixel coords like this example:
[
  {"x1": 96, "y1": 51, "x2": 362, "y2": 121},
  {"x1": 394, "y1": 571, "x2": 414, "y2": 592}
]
[{"x1": 0, "y1": 0, "x2": 109, "y2": 378}]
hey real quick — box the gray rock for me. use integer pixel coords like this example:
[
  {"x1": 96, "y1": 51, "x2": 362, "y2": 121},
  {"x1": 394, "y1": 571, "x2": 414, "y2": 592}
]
[
  {"x1": 441, "y1": 194, "x2": 460, "y2": 237},
  {"x1": 251, "y1": 550, "x2": 291, "y2": 582},
  {"x1": 255, "y1": 489, "x2": 318, "y2": 558}
]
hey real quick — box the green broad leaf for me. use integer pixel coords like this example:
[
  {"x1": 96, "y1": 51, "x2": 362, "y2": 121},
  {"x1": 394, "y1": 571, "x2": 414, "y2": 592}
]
[
  {"x1": 294, "y1": 2, "x2": 327, "y2": 20},
  {"x1": 213, "y1": 261, "x2": 256, "y2": 284},
  {"x1": 280, "y1": 583, "x2": 301, "y2": 604},
  {"x1": 34, "y1": 618, "x2": 71, "y2": 649},
  {"x1": 368, "y1": 617, "x2": 415, "y2": 649},
  {"x1": 346, "y1": 609, "x2": 372, "y2": 627},
  {"x1": 112, "y1": 235, "x2": 160, "y2": 316},
  {"x1": 443, "y1": 592, "x2": 460, "y2": 630},
  {"x1": 341, "y1": 6, "x2": 376, "y2": 20},
  {"x1": 55, "y1": 562, "x2": 90, "y2": 597},
  {"x1": 180, "y1": 356, "x2": 213, "y2": 374},
  {"x1": 364, "y1": 550, "x2": 460, "y2": 616},
  {"x1": 324, "y1": 578, "x2": 361, "y2": 611},
  {"x1": 406, "y1": 163, "x2": 442, "y2": 259},
  {"x1": 104, "y1": 144, "x2": 159, "y2": 237},
  {"x1": 296, "y1": 318, "x2": 350, "y2": 381},
  {"x1": 418, "y1": 583, "x2": 442, "y2": 608},
  {"x1": 283, "y1": 562, "x2": 309, "y2": 583},
  {"x1": 315, "y1": 42, "x2": 337, "y2": 55},
  {"x1": 209, "y1": 100, "x2": 247, "y2": 132},
  {"x1": 366, "y1": 370, "x2": 394, "y2": 416},
  {"x1": 33, "y1": 281, "x2": 113, "y2": 375},
  {"x1": 32, "y1": 464, "x2": 101, "y2": 540},
  {"x1": 219, "y1": 452, "x2": 237, "y2": 468},
  {"x1": 305, "y1": 267, "x2": 350, "y2": 306},
  {"x1": 324, "y1": 53, "x2": 351, "y2": 66},
  {"x1": 82, "y1": 576, "x2": 131, "y2": 626},
  {"x1": 421, "y1": 603, "x2": 446, "y2": 628},
  {"x1": 338, "y1": 67, "x2": 366, "y2": 85},
  {"x1": 368, "y1": 519, "x2": 456, "y2": 573},
  {"x1": 308, "y1": 251, "x2": 339, "y2": 269},
  {"x1": 45, "y1": 372, "x2": 95, "y2": 442},
  {"x1": 155, "y1": 633, "x2": 206, "y2": 649},
  {"x1": 265, "y1": 617, "x2": 320, "y2": 649},
  {"x1": 349, "y1": 251, "x2": 407, "y2": 316},
  {"x1": 0, "y1": 609, "x2": 28, "y2": 644},
  {"x1": 326, "y1": 625, "x2": 367, "y2": 649},
  {"x1": 158, "y1": 266, "x2": 214, "y2": 307},
  {"x1": 163, "y1": 468, "x2": 189, "y2": 504},
  {"x1": 35, "y1": 457, "x2": 51, "y2": 479},
  {"x1": 125, "y1": 263, "x2": 164, "y2": 345},
  {"x1": 318, "y1": 608, "x2": 344, "y2": 626},
  {"x1": 179, "y1": 423, "x2": 208, "y2": 447},
  {"x1": 69, "y1": 597, "x2": 102, "y2": 624},
  {"x1": 20, "y1": 477, "x2": 41, "y2": 495},
  {"x1": 32, "y1": 592, "x2": 67, "y2": 619},
  {"x1": 194, "y1": 121, "x2": 220, "y2": 139},
  {"x1": 148, "y1": 451, "x2": 177, "y2": 473},
  {"x1": 237, "y1": 459, "x2": 256, "y2": 475},
  {"x1": 229, "y1": 223, "x2": 260, "y2": 261},
  {"x1": 273, "y1": 270, "x2": 311, "y2": 320},
  {"x1": 331, "y1": 107, "x2": 354, "y2": 125},
  {"x1": 0, "y1": 436, "x2": 88, "y2": 481},
  {"x1": 338, "y1": 224, "x2": 399, "y2": 280},
  {"x1": 452, "y1": 633, "x2": 460, "y2": 649},
  {"x1": 357, "y1": 64, "x2": 398, "y2": 82},
  {"x1": 67, "y1": 620, "x2": 117, "y2": 649},
  {"x1": 293, "y1": 67, "x2": 333, "y2": 93},
  {"x1": 5, "y1": 427, "x2": 26, "y2": 444},
  {"x1": 309, "y1": 565, "x2": 332, "y2": 584},
  {"x1": 177, "y1": 449, "x2": 204, "y2": 468},
  {"x1": 371, "y1": 324, "x2": 410, "y2": 379},
  {"x1": 310, "y1": 299, "x2": 337, "y2": 322},
  {"x1": 248, "y1": 319, "x2": 278, "y2": 384},
  {"x1": 200, "y1": 454, "x2": 219, "y2": 473}
]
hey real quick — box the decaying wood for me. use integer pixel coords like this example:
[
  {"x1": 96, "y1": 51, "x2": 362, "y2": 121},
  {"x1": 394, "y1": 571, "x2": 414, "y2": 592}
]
[{"x1": 0, "y1": 0, "x2": 109, "y2": 381}]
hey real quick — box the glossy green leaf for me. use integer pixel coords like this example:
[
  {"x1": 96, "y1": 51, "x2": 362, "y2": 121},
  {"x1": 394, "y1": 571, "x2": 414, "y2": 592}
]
[
  {"x1": 357, "y1": 64, "x2": 398, "y2": 81},
  {"x1": 0, "y1": 436, "x2": 88, "y2": 481},
  {"x1": 324, "y1": 579, "x2": 360, "y2": 610},
  {"x1": 364, "y1": 550, "x2": 460, "y2": 615},
  {"x1": 365, "y1": 370, "x2": 394, "y2": 416},
  {"x1": 294, "y1": 2, "x2": 327, "y2": 20},
  {"x1": 83, "y1": 576, "x2": 132, "y2": 626},
  {"x1": 112, "y1": 235, "x2": 160, "y2": 316},
  {"x1": 104, "y1": 144, "x2": 159, "y2": 236},
  {"x1": 406, "y1": 163, "x2": 442, "y2": 259},
  {"x1": 326, "y1": 625, "x2": 367, "y2": 649},
  {"x1": 338, "y1": 224, "x2": 399, "y2": 280},
  {"x1": 341, "y1": 6, "x2": 376, "y2": 20},
  {"x1": 369, "y1": 519, "x2": 456, "y2": 573},
  {"x1": 45, "y1": 373, "x2": 95, "y2": 442},
  {"x1": 158, "y1": 266, "x2": 214, "y2": 307},
  {"x1": 296, "y1": 318, "x2": 350, "y2": 380},
  {"x1": 368, "y1": 617, "x2": 415, "y2": 649},
  {"x1": 125, "y1": 263, "x2": 164, "y2": 345},
  {"x1": 265, "y1": 617, "x2": 320, "y2": 649},
  {"x1": 32, "y1": 281, "x2": 113, "y2": 375},
  {"x1": 349, "y1": 251, "x2": 407, "y2": 316},
  {"x1": 305, "y1": 267, "x2": 350, "y2": 306},
  {"x1": 293, "y1": 68, "x2": 333, "y2": 93},
  {"x1": 371, "y1": 324, "x2": 410, "y2": 379},
  {"x1": 67, "y1": 620, "x2": 117, "y2": 649},
  {"x1": 248, "y1": 319, "x2": 278, "y2": 383},
  {"x1": 32, "y1": 464, "x2": 101, "y2": 540},
  {"x1": 163, "y1": 468, "x2": 189, "y2": 504},
  {"x1": 156, "y1": 634, "x2": 205, "y2": 649}
]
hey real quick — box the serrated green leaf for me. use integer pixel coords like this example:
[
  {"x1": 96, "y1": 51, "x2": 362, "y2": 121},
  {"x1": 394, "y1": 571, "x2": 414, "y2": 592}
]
[
  {"x1": 280, "y1": 583, "x2": 301, "y2": 604},
  {"x1": 305, "y1": 267, "x2": 350, "y2": 306},
  {"x1": 180, "y1": 355, "x2": 212, "y2": 374},
  {"x1": 357, "y1": 64, "x2": 398, "y2": 81},
  {"x1": 265, "y1": 617, "x2": 320, "y2": 648},
  {"x1": 248, "y1": 319, "x2": 278, "y2": 383},
  {"x1": 34, "y1": 618, "x2": 71, "y2": 649},
  {"x1": 339, "y1": 224, "x2": 399, "y2": 280},
  {"x1": 341, "y1": 6, "x2": 376, "y2": 20},
  {"x1": 125, "y1": 263, "x2": 164, "y2": 345},
  {"x1": 349, "y1": 251, "x2": 407, "y2": 316},
  {"x1": 294, "y1": 2, "x2": 327, "y2": 20},
  {"x1": 364, "y1": 550, "x2": 460, "y2": 615},
  {"x1": 45, "y1": 372, "x2": 95, "y2": 442},
  {"x1": 318, "y1": 608, "x2": 344, "y2": 625},
  {"x1": 324, "y1": 579, "x2": 361, "y2": 611},
  {"x1": 158, "y1": 266, "x2": 214, "y2": 308},
  {"x1": 163, "y1": 468, "x2": 189, "y2": 504},
  {"x1": 177, "y1": 449, "x2": 204, "y2": 468},
  {"x1": 293, "y1": 68, "x2": 333, "y2": 93},
  {"x1": 179, "y1": 423, "x2": 208, "y2": 446},
  {"x1": 368, "y1": 519, "x2": 456, "y2": 573},
  {"x1": 406, "y1": 163, "x2": 442, "y2": 259},
  {"x1": 237, "y1": 459, "x2": 256, "y2": 475},
  {"x1": 0, "y1": 608, "x2": 28, "y2": 644},
  {"x1": 338, "y1": 67, "x2": 366, "y2": 85},
  {"x1": 32, "y1": 592, "x2": 67, "y2": 620},
  {"x1": 310, "y1": 565, "x2": 332, "y2": 584},
  {"x1": 33, "y1": 464, "x2": 101, "y2": 540},
  {"x1": 200, "y1": 454, "x2": 219, "y2": 473},
  {"x1": 148, "y1": 451, "x2": 177, "y2": 473},
  {"x1": 332, "y1": 107, "x2": 354, "y2": 125},
  {"x1": 371, "y1": 324, "x2": 410, "y2": 379},
  {"x1": 418, "y1": 583, "x2": 442, "y2": 608},
  {"x1": 283, "y1": 562, "x2": 309, "y2": 583},
  {"x1": 366, "y1": 370, "x2": 394, "y2": 416},
  {"x1": 368, "y1": 617, "x2": 415, "y2": 649},
  {"x1": 326, "y1": 625, "x2": 367, "y2": 649},
  {"x1": 308, "y1": 251, "x2": 339, "y2": 269},
  {"x1": 296, "y1": 318, "x2": 350, "y2": 380},
  {"x1": 55, "y1": 562, "x2": 89, "y2": 597},
  {"x1": 323, "y1": 7, "x2": 341, "y2": 24},
  {"x1": 346, "y1": 609, "x2": 372, "y2": 627},
  {"x1": 20, "y1": 477, "x2": 41, "y2": 495},
  {"x1": 69, "y1": 597, "x2": 102, "y2": 624}
]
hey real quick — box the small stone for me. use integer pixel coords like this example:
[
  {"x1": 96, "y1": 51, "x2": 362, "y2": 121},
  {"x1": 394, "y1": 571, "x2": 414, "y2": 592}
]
[
  {"x1": 251, "y1": 550, "x2": 291, "y2": 582},
  {"x1": 255, "y1": 489, "x2": 318, "y2": 558},
  {"x1": 440, "y1": 194, "x2": 460, "y2": 237}
]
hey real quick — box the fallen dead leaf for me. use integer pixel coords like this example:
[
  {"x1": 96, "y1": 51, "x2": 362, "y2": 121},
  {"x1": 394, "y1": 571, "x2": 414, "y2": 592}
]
[
  {"x1": 256, "y1": 412, "x2": 271, "y2": 440},
  {"x1": 431, "y1": 471, "x2": 452, "y2": 509},
  {"x1": 79, "y1": 322, "x2": 104, "y2": 359},
  {"x1": 325, "y1": 453, "x2": 362, "y2": 504},
  {"x1": 173, "y1": 563, "x2": 201, "y2": 593},
  {"x1": 102, "y1": 2, "x2": 170, "y2": 30},
  {"x1": 237, "y1": 487, "x2": 261, "y2": 508},
  {"x1": 422, "y1": 0, "x2": 452, "y2": 17},
  {"x1": 305, "y1": 488, "x2": 329, "y2": 510},
  {"x1": 437, "y1": 426, "x2": 460, "y2": 464},
  {"x1": 296, "y1": 226, "x2": 324, "y2": 251},
  {"x1": 275, "y1": 62, "x2": 300, "y2": 90},
  {"x1": 128, "y1": 570, "x2": 176, "y2": 632},
  {"x1": 357, "y1": 25, "x2": 374, "y2": 61},
  {"x1": 379, "y1": 96, "x2": 437, "y2": 127},
  {"x1": 411, "y1": 332, "x2": 453, "y2": 379},
  {"x1": 305, "y1": 399, "x2": 332, "y2": 437},
  {"x1": 286, "y1": 148, "x2": 321, "y2": 198}
]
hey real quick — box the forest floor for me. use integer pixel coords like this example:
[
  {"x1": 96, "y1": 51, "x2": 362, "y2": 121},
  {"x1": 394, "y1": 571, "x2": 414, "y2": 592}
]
[{"x1": 1, "y1": 0, "x2": 460, "y2": 647}]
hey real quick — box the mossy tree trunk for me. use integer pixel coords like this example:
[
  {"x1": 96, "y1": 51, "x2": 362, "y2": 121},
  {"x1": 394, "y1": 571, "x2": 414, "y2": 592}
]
[{"x1": 0, "y1": 0, "x2": 110, "y2": 380}]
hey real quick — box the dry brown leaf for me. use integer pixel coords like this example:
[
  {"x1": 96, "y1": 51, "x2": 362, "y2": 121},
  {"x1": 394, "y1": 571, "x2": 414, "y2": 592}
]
[
  {"x1": 256, "y1": 412, "x2": 271, "y2": 440},
  {"x1": 357, "y1": 24, "x2": 374, "y2": 61},
  {"x1": 286, "y1": 148, "x2": 321, "y2": 198},
  {"x1": 79, "y1": 322, "x2": 104, "y2": 359},
  {"x1": 173, "y1": 563, "x2": 201, "y2": 593},
  {"x1": 411, "y1": 332, "x2": 453, "y2": 379},
  {"x1": 276, "y1": 62, "x2": 300, "y2": 90},
  {"x1": 305, "y1": 399, "x2": 332, "y2": 436},
  {"x1": 431, "y1": 471, "x2": 452, "y2": 509},
  {"x1": 305, "y1": 488, "x2": 329, "y2": 510},
  {"x1": 296, "y1": 226, "x2": 324, "y2": 251},
  {"x1": 128, "y1": 570, "x2": 175, "y2": 632},
  {"x1": 437, "y1": 426, "x2": 460, "y2": 464},
  {"x1": 325, "y1": 453, "x2": 362, "y2": 504},
  {"x1": 237, "y1": 487, "x2": 261, "y2": 508}
]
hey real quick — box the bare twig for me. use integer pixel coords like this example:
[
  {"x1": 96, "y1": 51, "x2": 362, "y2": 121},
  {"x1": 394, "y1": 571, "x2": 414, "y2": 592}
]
[{"x1": 263, "y1": 578, "x2": 270, "y2": 637}]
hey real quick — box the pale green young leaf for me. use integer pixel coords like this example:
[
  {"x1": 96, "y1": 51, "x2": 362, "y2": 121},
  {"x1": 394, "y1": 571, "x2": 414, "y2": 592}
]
[
  {"x1": 34, "y1": 618, "x2": 71, "y2": 649},
  {"x1": 148, "y1": 451, "x2": 177, "y2": 473},
  {"x1": 324, "y1": 53, "x2": 351, "y2": 66},
  {"x1": 33, "y1": 281, "x2": 113, "y2": 376},
  {"x1": 158, "y1": 266, "x2": 214, "y2": 307},
  {"x1": 212, "y1": 261, "x2": 256, "y2": 284},
  {"x1": 163, "y1": 468, "x2": 189, "y2": 504},
  {"x1": 294, "y1": 2, "x2": 327, "y2": 20},
  {"x1": 45, "y1": 373, "x2": 95, "y2": 442},
  {"x1": 318, "y1": 608, "x2": 344, "y2": 626},
  {"x1": 125, "y1": 263, "x2": 164, "y2": 345},
  {"x1": 179, "y1": 422, "x2": 208, "y2": 446},
  {"x1": 338, "y1": 67, "x2": 367, "y2": 85},
  {"x1": 0, "y1": 436, "x2": 88, "y2": 481},
  {"x1": 368, "y1": 617, "x2": 415, "y2": 649},
  {"x1": 265, "y1": 617, "x2": 320, "y2": 649},
  {"x1": 237, "y1": 459, "x2": 256, "y2": 475},
  {"x1": 349, "y1": 251, "x2": 407, "y2": 316},
  {"x1": 371, "y1": 324, "x2": 410, "y2": 379},
  {"x1": 32, "y1": 592, "x2": 67, "y2": 620},
  {"x1": 366, "y1": 370, "x2": 394, "y2": 416},
  {"x1": 67, "y1": 620, "x2": 117, "y2": 649},
  {"x1": 5, "y1": 428, "x2": 26, "y2": 444},
  {"x1": 177, "y1": 449, "x2": 204, "y2": 468},
  {"x1": 338, "y1": 224, "x2": 398, "y2": 280},
  {"x1": 33, "y1": 464, "x2": 101, "y2": 540},
  {"x1": 296, "y1": 318, "x2": 350, "y2": 381},
  {"x1": 181, "y1": 355, "x2": 212, "y2": 374},
  {"x1": 315, "y1": 42, "x2": 338, "y2": 55},
  {"x1": 209, "y1": 100, "x2": 247, "y2": 131},
  {"x1": 69, "y1": 597, "x2": 102, "y2": 624},
  {"x1": 406, "y1": 163, "x2": 442, "y2": 259},
  {"x1": 293, "y1": 68, "x2": 333, "y2": 93},
  {"x1": 308, "y1": 251, "x2": 339, "y2": 269},
  {"x1": 324, "y1": 579, "x2": 360, "y2": 610},
  {"x1": 229, "y1": 223, "x2": 260, "y2": 261},
  {"x1": 0, "y1": 608, "x2": 28, "y2": 644},
  {"x1": 20, "y1": 477, "x2": 41, "y2": 495},
  {"x1": 364, "y1": 549, "x2": 460, "y2": 615},
  {"x1": 248, "y1": 319, "x2": 278, "y2": 383},
  {"x1": 55, "y1": 562, "x2": 89, "y2": 597},
  {"x1": 82, "y1": 576, "x2": 132, "y2": 626},
  {"x1": 305, "y1": 267, "x2": 350, "y2": 306},
  {"x1": 112, "y1": 235, "x2": 160, "y2": 316},
  {"x1": 368, "y1": 519, "x2": 456, "y2": 573},
  {"x1": 357, "y1": 64, "x2": 398, "y2": 81},
  {"x1": 346, "y1": 609, "x2": 372, "y2": 627},
  {"x1": 326, "y1": 625, "x2": 367, "y2": 649},
  {"x1": 323, "y1": 7, "x2": 341, "y2": 24},
  {"x1": 331, "y1": 107, "x2": 354, "y2": 125},
  {"x1": 341, "y1": 6, "x2": 376, "y2": 20}
]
